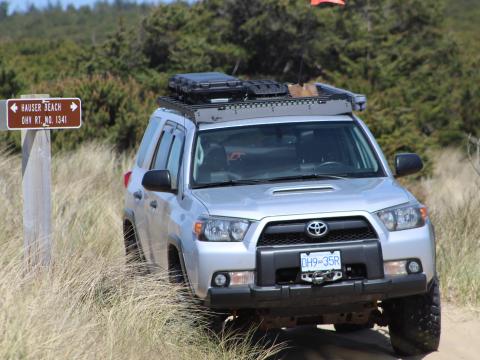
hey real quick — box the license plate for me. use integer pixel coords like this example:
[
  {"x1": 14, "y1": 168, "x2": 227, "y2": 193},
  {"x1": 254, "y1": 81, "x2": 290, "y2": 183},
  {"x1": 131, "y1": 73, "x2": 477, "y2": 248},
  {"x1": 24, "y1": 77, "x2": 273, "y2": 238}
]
[{"x1": 300, "y1": 251, "x2": 342, "y2": 273}]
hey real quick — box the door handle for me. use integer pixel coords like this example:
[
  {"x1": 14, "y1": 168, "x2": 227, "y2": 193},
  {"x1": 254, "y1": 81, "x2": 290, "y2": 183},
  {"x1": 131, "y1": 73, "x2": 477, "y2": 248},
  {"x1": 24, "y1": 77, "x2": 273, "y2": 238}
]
[
  {"x1": 133, "y1": 190, "x2": 143, "y2": 200},
  {"x1": 149, "y1": 200, "x2": 158, "y2": 209}
]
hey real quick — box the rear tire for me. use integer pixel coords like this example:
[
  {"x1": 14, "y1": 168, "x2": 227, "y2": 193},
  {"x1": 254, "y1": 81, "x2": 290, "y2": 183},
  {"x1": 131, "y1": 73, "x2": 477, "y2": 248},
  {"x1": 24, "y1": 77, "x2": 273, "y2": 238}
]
[{"x1": 385, "y1": 277, "x2": 441, "y2": 356}]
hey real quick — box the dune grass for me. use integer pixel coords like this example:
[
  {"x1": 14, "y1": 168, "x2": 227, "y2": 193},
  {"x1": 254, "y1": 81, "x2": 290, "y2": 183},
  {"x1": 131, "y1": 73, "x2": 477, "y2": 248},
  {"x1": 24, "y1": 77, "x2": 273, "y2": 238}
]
[
  {"x1": 0, "y1": 144, "x2": 478, "y2": 359},
  {"x1": 421, "y1": 149, "x2": 480, "y2": 306},
  {"x1": 0, "y1": 144, "x2": 279, "y2": 360}
]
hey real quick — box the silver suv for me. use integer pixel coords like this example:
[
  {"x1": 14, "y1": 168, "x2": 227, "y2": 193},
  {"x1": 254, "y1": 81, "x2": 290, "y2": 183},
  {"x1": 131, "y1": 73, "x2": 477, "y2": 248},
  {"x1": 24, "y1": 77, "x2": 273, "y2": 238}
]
[{"x1": 123, "y1": 73, "x2": 440, "y2": 356}]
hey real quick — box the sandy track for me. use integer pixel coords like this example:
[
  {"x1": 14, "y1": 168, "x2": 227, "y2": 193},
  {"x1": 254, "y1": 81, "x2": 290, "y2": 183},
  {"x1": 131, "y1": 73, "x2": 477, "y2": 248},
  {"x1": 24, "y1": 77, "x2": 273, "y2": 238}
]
[{"x1": 266, "y1": 304, "x2": 479, "y2": 359}]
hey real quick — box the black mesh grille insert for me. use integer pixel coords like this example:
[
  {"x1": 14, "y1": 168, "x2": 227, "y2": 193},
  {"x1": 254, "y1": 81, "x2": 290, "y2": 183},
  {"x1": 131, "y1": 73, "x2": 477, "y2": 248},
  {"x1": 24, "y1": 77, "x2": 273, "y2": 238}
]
[{"x1": 257, "y1": 216, "x2": 377, "y2": 247}]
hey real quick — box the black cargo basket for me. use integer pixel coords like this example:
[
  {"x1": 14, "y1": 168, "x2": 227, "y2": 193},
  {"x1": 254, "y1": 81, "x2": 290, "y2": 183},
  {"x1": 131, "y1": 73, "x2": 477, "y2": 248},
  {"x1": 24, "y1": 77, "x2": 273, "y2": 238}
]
[
  {"x1": 168, "y1": 72, "x2": 247, "y2": 104},
  {"x1": 160, "y1": 72, "x2": 367, "y2": 123},
  {"x1": 244, "y1": 80, "x2": 289, "y2": 99}
]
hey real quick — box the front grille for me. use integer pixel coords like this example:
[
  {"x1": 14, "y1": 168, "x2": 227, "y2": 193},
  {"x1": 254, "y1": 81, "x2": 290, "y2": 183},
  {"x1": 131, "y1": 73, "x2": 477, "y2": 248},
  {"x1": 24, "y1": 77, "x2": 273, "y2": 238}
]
[{"x1": 257, "y1": 216, "x2": 377, "y2": 247}]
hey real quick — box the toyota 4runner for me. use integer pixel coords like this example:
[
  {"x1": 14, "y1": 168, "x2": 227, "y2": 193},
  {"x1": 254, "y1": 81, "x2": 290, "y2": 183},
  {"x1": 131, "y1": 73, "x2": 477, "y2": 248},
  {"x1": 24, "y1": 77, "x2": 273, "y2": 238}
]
[{"x1": 123, "y1": 72, "x2": 440, "y2": 356}]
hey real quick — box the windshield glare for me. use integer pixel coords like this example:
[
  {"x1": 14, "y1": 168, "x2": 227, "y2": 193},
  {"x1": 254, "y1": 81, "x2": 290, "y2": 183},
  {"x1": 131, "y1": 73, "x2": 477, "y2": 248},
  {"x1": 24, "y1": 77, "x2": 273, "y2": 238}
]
[{"x1": 192, "y1": 121, "x2": 384, "y2": 187}]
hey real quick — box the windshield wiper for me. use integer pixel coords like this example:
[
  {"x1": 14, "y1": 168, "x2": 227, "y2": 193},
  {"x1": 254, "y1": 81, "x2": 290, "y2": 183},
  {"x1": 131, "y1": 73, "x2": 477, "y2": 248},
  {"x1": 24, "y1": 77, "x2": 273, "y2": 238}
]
[
  {"x1": 192, "y1": 179, "x2": 266, "y2": 189},
  {"x1": 265, "y1": 173, "x2": 348, "y2": 183},
  {"x1": 193, "y1": 174, "x2": 348, "y2": 189}
]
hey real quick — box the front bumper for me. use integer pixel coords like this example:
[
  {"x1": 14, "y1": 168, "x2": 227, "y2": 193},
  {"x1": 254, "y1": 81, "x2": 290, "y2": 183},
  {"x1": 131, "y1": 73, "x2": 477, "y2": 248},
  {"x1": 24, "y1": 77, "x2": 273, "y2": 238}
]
[
  {"x1": 204, "y1": 273, "x2": 427, "y2": 309},
  {"x1": 191, "y1": 210, "x2": 436, "y2": 300},
  {"x1": 204, "y1": 239, "x2": 428, "y2": 309}
]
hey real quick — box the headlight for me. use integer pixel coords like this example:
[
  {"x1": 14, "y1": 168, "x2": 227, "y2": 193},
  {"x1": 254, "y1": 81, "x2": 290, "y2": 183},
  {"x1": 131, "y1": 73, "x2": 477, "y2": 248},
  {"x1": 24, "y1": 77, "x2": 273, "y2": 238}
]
[
  {"x1": 376, "y1": 204, "x2": 428, "y2": 231},
  {"x1": 194, "y1": 216, "x2": 250, "y2": 242}
]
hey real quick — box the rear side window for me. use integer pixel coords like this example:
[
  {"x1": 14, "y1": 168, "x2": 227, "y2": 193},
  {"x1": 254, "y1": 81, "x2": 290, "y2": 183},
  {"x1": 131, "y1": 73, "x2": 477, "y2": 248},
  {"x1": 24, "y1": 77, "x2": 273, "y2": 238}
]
[{"x1": 136, "y1": 120, "x2": 160, "y2": 168}]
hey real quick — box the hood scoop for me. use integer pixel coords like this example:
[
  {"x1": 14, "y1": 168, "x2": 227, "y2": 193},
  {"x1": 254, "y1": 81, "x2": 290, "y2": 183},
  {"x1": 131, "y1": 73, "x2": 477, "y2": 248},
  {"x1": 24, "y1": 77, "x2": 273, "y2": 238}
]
[{"x1": 270, "y1": 184, "x2": 336, "y2": 196}]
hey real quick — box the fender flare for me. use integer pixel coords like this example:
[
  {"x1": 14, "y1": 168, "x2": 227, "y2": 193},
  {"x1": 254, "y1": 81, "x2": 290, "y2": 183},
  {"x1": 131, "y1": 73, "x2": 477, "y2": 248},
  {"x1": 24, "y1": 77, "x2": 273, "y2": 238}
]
[
  {"x1": 123, "y1": 208, "x2": 136, "y2": 226},
  {"x1": 123, "y1": 208, "x2": 143, "y2": 255},
  {"x1": 168, "y1": 234, "x2": 195, "y2": 296}
]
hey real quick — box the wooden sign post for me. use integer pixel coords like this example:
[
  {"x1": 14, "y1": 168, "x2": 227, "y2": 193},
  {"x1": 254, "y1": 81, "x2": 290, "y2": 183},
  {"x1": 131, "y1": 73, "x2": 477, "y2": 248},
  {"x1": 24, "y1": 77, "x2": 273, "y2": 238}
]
[
  {"x1": 0, "y1": 95, "x2": 82, "y2": 267},
  {"x1": 21, "y1": 94, "x2": 52, "y2": 266}
]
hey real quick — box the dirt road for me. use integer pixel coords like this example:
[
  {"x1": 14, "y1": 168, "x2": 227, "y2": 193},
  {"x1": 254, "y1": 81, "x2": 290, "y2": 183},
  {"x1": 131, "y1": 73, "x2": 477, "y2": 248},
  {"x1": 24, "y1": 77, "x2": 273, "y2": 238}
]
[{"x1": 268, "y1": 305, "x2": 479, "y2": 359}]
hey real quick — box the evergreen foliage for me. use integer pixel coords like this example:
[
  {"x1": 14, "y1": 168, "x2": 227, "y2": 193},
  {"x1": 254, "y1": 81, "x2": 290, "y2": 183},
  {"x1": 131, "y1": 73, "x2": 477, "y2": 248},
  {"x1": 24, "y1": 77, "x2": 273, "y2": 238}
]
[
  {"x1": 0, "y1": 0, "x2": 478, "y2": 165},
  {"x1": 0, "y1": 58, "x2": 21, "y2": 98}
]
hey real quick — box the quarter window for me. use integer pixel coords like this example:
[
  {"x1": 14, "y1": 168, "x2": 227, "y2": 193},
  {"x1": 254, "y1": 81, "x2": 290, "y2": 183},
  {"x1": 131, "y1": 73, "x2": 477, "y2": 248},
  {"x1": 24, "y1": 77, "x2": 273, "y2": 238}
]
[{"x1": 136, "y1": 119, "x2": 160, "y2": 168}]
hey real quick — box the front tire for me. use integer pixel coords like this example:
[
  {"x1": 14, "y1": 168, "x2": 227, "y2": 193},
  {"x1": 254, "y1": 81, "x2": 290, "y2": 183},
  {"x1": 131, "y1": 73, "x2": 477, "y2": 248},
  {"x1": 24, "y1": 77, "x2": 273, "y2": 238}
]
[
  {"x1": 123, "y1": 221, "x2": 148, "y2": 274},
  {"x1": 168, "y1": 246, "x2": 187, "y2": 285},
  {"x1": 167, "y1": 248, "x2": 228, "y2": 333},
  {"x1": 385, "y1": 277, "x2": 441, "y2": 356},
  {"x1": 334, "y1": 323, "x2": 373, "y2": 333}
]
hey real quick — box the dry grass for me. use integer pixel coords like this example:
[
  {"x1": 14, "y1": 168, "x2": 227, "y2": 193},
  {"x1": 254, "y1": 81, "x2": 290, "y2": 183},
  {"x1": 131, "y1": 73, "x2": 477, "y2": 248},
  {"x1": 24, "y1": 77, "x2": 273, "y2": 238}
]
[
  {"x1": 1, "y1": 144, "x2": 479, "y2": 359},
  {"x1": 421, "y1": 149, "x2": 480, "y2": 306},
  {"x1": 0, "y1": 144, "x2": 279, "y2": 360}
]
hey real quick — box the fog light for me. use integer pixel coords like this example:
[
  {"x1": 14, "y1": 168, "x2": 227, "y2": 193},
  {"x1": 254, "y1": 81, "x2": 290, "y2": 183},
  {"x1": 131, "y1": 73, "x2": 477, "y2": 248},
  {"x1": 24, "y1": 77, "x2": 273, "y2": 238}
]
[
  {"x1": 407, "y1": 260, "x2": 422, "y2": 274},
  {"x1": 229, "y1": 271, "x2": 255, "y2": 286},
  {"x1": 213, "y1": 273, "x2": 229, "y2": 287},
  {"x1": 384, "y1": 260, "x2": 408, "y2": 276}
]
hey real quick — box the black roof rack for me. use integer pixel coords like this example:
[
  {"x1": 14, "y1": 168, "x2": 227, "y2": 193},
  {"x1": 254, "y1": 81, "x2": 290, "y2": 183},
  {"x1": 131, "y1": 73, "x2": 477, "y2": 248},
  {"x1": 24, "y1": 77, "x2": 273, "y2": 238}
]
[{"x1": 157, "y1": 82, "x2": 366, "y2": 124}]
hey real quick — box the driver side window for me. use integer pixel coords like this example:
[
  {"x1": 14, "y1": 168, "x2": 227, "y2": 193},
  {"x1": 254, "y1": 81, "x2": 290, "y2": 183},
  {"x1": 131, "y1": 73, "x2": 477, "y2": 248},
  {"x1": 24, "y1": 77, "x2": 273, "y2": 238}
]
[
  {"x1": 166, "y1": 133, "x2": 184, "y2": 190},
  {"x1": 150, "y1": 122, "x2": 185, "y2": 190}
]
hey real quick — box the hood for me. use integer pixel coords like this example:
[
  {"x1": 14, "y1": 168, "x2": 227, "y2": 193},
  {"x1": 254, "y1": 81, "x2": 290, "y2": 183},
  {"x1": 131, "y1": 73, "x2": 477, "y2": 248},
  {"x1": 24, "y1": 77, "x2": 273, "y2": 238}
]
[{"x1": 192, "y1": 178, "x2": 411, "y2": 221}]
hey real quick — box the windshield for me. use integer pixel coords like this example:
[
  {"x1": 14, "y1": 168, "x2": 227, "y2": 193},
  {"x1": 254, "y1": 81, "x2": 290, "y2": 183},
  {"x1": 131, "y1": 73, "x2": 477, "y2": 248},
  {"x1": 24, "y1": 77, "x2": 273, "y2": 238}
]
[{"x1": 192, "y1": 121, "x2": 384, "y2": 188}]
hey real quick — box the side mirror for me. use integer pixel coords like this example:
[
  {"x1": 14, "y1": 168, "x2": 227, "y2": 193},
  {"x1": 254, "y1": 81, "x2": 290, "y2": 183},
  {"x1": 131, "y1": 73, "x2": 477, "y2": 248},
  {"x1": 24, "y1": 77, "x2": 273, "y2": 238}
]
[
  {"x1": 142, "y1": 170, "x2": 174, "y2": 193},
  {"x1": 395, "y1": 153, "x2": 423, "y2": 177}
]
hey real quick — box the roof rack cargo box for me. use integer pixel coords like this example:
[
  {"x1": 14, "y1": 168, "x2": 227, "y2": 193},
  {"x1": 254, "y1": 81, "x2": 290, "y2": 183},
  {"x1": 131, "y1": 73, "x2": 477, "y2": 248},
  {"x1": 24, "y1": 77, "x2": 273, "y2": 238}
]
[{"x1": 168, "y1": 72, "x2": 247, "y2": 104}]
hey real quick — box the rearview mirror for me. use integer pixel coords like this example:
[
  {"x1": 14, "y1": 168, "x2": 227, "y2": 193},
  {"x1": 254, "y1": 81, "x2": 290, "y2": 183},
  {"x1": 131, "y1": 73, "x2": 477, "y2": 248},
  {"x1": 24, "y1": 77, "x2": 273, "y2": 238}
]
[
  {"x1": 142, "y1": 170, "x2": 174, "y2": 193},
  {"x1": 394, "y1": 153, "x2": 423, "y2": 177}
]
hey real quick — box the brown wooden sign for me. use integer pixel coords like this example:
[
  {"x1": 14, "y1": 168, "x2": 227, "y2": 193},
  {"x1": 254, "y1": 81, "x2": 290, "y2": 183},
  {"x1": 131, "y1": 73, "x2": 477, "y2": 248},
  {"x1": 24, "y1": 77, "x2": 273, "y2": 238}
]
[{"x1": 6, "y1": 98, "x2": 82, "y2": 130}]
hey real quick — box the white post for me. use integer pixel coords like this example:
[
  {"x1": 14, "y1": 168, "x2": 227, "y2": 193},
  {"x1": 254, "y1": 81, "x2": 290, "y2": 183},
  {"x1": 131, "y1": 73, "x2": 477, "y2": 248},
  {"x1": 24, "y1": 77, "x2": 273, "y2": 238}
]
[{"x1": 21, "y1": 94, "x2": 52, "y2": 267}]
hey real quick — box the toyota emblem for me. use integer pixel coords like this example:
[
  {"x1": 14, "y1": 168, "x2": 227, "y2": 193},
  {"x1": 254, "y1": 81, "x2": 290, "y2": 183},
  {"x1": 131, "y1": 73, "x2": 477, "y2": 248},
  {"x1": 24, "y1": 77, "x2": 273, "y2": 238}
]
[{"x1": 306, "y1": 220, "x2": 329, "y2": 238}]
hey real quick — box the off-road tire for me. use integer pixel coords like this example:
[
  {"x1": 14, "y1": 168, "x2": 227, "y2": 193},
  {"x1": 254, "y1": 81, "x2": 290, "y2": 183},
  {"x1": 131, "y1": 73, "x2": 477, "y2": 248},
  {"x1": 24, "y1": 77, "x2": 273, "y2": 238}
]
[
  {"x1": 168, "y1": 247, "x2": 187, "y2": 285},
  {"x1": 124, "y1": 222, "x2": 148, "y2": 275},
  {"x1": 334, "y1": 323, "x2": 374, "y2": 333},
  {"x1": 168, "y1": 260, "x2": 186, "y2": 285},
  {"x1": 386, "y1": 277, "x2": 441, "y2": 356},
  {"x1": 167, "y1": 248, "x2": 194, "y2": 307}
]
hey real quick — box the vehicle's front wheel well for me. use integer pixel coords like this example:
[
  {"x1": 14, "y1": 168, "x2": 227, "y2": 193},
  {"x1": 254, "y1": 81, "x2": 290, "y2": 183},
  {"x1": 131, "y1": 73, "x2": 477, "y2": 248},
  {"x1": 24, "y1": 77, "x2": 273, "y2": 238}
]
[
  {"x1": 123, "y1": 220, "x2": 136, "y2": 252},
  {"x1": 168, "y1": 245, "x2": 181, "y2": 271},
  {"x1": 168, "y1": 244, "x2": 186, "y2": 284},
  {"x1": 123, "y1": 219, "x2": 146, "y2": 265}
]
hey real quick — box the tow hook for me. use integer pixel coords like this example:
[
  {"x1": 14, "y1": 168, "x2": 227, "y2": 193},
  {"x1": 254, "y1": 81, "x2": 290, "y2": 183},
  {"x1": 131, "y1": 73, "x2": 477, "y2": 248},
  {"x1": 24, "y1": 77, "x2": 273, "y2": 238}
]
[{"x1": 301, "y1": 270, "x2": 343, "y2": 285}]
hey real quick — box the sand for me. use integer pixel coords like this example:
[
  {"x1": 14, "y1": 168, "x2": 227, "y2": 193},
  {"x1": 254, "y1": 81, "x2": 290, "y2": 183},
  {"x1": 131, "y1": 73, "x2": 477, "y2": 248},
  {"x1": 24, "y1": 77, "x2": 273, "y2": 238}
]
[{"x1": 268, "y1": 304, "x2": 480, "y2": 359}]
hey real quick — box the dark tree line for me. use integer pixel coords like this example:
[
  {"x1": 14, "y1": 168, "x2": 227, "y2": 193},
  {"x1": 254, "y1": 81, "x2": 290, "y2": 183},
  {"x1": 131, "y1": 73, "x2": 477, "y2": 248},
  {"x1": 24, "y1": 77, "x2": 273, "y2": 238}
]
[{"x1": 0, "y1": 0, "x2": 478, "y2": 167}]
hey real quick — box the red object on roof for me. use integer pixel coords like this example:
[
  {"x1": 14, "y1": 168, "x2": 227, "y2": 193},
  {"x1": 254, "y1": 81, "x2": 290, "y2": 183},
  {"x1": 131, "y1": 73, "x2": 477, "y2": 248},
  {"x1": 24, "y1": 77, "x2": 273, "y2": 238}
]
[{"x1": 311, "y1": 0, "x2": 345, "y2": 6}]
